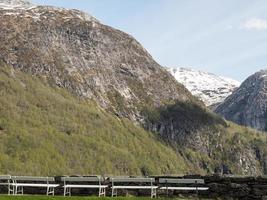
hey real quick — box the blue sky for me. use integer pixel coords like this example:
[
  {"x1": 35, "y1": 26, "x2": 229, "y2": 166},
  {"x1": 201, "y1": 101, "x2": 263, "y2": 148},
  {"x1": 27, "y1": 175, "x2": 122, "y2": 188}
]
[{"x1": 31, "y1": 0, "x2": 267, "y2": 81}]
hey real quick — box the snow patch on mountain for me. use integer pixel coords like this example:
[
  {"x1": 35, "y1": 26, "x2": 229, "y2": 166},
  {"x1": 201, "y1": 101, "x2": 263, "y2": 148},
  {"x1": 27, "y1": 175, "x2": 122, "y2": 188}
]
[
  {"x1": 167, "y1": 67, "x2": 240, "y2": 106},
  {"x1": 0, "y1": 0, "x2": 98, "y2": 22},
  {"x1": 0, "y1": 0, "x2": 33, "y2": 9}
]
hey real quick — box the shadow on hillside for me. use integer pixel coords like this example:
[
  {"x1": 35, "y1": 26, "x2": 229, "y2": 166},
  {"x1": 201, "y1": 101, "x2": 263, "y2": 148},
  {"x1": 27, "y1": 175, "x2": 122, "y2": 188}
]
[{"x1": 142, "y1": 101, "x2": 227, "y2": 146}]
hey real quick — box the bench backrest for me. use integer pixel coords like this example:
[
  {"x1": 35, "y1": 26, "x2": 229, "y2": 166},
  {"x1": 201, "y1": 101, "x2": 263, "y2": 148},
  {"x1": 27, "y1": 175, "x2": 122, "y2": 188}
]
[
  {"x1": 12, "y1": 176, "x2": 55, "y2": 182},
  {"x1": 0, "y1": 175, "x2": 11, "y2": 180},
  {"x1": 111, "y1": 177, "x2": 155, "y2": 183},
  {"x1": 159, "y1": 178, "x2": 205, "y2": 184},
  {"x1": 61, "y1": 176, "x2": 103, "y2": 183}
]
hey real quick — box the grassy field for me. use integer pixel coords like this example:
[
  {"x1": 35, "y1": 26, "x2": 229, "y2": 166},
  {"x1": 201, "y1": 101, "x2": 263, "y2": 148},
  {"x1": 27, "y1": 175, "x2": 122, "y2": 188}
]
[{"x1": 0, "y1": 196, "x2": 214, "y2": 200}]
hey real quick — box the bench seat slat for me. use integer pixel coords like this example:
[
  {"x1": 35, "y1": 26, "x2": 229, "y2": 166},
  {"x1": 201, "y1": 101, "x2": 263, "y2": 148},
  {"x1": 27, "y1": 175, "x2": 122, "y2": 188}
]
[
  {"x1": 11, "y1": 183, "x2": 59, "y2": 187},
  {"x1": 159, "y1": 178, "x2": 205, "y2": 184},
  {"x1": 112, "y1": 178, "x2": 155, "y2": 183},
  {"x1": 13, "y1": 176, "x2": 55, "y2": 182},
  {"x1": 112, "y1": 186, "x2": 158, "y2": 189},
  {"x1": 0, "y1": 176, "x2": 11, "y2": 180},
  {"x1": 159, "y1": 186, "x2": 209, "y2": 190},
  {"x1": 64, "y1": 185, "x2": 108, "y2": 188},
  {"x1": 62, "y1": 177, "x2": 102, "y2": 182}
]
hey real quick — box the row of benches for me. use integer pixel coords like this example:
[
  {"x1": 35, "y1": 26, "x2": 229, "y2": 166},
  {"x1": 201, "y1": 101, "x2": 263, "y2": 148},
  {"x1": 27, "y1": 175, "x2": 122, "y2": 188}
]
[{"x1": 0, "y1": 175, "x2": 209, "y2": 198}]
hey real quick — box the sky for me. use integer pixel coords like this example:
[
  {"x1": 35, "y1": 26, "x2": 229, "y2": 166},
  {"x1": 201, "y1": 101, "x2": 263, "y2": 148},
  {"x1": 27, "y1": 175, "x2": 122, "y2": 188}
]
[{"x1": 31, "y1": 0, "x2": 267, "y2": 81}]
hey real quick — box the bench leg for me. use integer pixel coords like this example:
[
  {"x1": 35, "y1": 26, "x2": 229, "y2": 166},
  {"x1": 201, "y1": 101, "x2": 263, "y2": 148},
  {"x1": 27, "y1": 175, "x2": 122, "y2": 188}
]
[
  {"x1": 98, "y1": 187, "x2": 101, "y2": 197},
  {"x1": 68, "y1": 187, "x2": 71, "y2": 196},
  {"x1": 112, "y1": 188, "x2": 117, "y2": 197},
  {"x1": 98, "y1": 187, "x2": 106, "y2": 197},
  {"x1": 15, "y1": 186, "x2": 23, "y2": 195},
  {"x1": 47, "y1": 187, "x2": 49, "y2": 196},
  {"x1": 166, "y1": 187, "x2": 169, "y2": 197},
  {"x1": 8, "y1": 184, "x2": 13, "y2": 195},
  {"x1": 47, "y1": 187, "x2": 55, "y2": 196},
  {"x1": 151, "y1": 188, "x2": 156, "y2": 198},
  {"x1": 64, "y1": 187, "x2": 71, "y2": 196},
  {"x1": 11, "y1": 185, "x2": 15, "y2": 195}
]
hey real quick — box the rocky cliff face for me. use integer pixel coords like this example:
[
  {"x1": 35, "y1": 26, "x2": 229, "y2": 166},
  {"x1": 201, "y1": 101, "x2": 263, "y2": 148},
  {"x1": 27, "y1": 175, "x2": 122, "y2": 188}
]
[
  {"x1": 0, "y1": 0, "x2": 225, "y2": 151},
  {"x1": 1, "y1": 0, "x2": 267, "y2": 175},
  {"x1": 0, "y1": 1, "x2": 193, "y2": 123},
  {"x1": 215, "y1": 70, "x2": 267, "y2": 131},
  {"x1": 167, "y1": 67, "x2": 240, "y2": 106}
]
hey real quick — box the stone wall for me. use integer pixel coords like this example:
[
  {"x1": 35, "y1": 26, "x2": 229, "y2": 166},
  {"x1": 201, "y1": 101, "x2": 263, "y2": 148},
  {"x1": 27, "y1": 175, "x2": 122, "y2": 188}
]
[
  {"x1": 178, "y1": 175, "x2": 267, "y2": 200},
  {"x1": 1, "y1": 175, "x2": 267, "y2": 199}
]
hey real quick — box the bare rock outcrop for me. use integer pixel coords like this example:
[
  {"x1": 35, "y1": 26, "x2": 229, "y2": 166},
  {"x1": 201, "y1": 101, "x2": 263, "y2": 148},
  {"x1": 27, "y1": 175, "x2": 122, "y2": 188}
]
[{"x1": 216, "y1": 70, "x2": 267, "y2": 131}]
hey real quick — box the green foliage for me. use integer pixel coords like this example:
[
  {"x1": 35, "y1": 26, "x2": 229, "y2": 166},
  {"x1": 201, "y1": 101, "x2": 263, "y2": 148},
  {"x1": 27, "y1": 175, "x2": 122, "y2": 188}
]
[
  {"x1": 140, "y1": 98, "x2": 267, "y2": 175},
  {"x1": 0, "y1": 65, "x2": 189, "y2": 176}
]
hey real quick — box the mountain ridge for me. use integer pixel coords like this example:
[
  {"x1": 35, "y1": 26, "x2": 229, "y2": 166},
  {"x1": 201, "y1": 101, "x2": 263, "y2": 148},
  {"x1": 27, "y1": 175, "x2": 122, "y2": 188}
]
[{"x1": 0, "y1": 3, "x2": 195, "y2": 123}]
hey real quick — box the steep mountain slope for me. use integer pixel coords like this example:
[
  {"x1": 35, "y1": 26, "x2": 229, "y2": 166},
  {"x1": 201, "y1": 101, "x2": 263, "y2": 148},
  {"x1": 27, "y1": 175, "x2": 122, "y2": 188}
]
[
  {"x1": 1, "y1": 62, "x2": 267, "y2": 176},
  {"x1": 215, "y1": 70, "x2": 267, "y2": 131},
  {"x1": 0, "y1": 1, "x2": 193, "y2": 123},
  {"x1": 1, "y1": 0, "x2": 267, "y2": 175},
  {"x1": 167, "y1": 67, "x2": 240, "y2": 106},
  {"x1": 0, "y1": 0, "x2": 209, "y2": 146},
  {"x1": 0, "y1": 63, "x2": 189, "y2": 175}
]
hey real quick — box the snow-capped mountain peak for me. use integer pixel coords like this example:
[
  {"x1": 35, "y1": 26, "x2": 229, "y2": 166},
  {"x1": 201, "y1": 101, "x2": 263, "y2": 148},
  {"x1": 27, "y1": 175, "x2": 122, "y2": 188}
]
[
  {"x1": 167, "y1": 67, "x2": 240, "y2": 106},
  {"x1": 0, "y1": 0, "x2": 33, "y2": 9},
  {"x1": 0, "y1": 0, "x2": 98, "y2": 22}
]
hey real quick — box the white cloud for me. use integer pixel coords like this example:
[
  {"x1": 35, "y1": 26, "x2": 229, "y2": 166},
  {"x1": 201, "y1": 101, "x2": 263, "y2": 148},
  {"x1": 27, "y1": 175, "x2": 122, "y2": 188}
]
[{"x1": 240, "y1": 18, "x2": 267, "y2": 31}]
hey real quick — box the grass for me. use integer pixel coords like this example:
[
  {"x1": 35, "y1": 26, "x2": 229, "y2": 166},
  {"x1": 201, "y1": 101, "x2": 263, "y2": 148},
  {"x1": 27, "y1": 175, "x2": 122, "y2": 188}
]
[
  {"x1": 0, "y1": 196, "x2": 215, "y2": 200},
  {"x1": 0, "y1": 63, "x2": 189, "y2": 176}
]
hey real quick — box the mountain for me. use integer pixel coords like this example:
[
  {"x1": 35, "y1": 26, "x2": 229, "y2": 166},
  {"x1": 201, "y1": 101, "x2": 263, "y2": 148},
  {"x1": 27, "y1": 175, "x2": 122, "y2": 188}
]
[
  {"x1": 0, "y1": 0, "x2": 194, "y2": 122},
  {"x1": 215, "y1": 70, "x2": 267, "y2": 132},
  {"x1": 0, "y1": 62, "x2": 190, "y2": 175},
  {"x1": 1, "y1": 0, "x2": 267, "y2": 175},
  {"x1": 0, "y1": 0, "x2": 32, "y2": 8},
  {"x1": 167, "y1": 67, "x2": 240, "y2": 106}
]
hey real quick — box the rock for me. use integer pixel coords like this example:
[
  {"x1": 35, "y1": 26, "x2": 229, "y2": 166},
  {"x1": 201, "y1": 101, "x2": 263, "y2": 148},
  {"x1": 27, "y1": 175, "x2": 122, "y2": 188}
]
[
  {"x1": 252, "y1": 185, "x2": 267, "y2": 196},
  {"x1": 0, "y1": 1, "x2": 192, "y2": 123},
  {"x1": 225, "y1": 176, "x2": 256, "y2": 183},
  {"x1": 204, "y1": 175, "x2": 224, "y2": 183},
  {"x1": 208, "y1": 183, "x2": 229, "y2": 194},
  {"x1": 214, "y1": 164, "x2": 233, "y2": 175},
  {"x1": 215, "y1": 70, "x2": 267, "y2": 131},
  {"x1": 256, "y1": 176, "x2": 267, "y2": 184}
]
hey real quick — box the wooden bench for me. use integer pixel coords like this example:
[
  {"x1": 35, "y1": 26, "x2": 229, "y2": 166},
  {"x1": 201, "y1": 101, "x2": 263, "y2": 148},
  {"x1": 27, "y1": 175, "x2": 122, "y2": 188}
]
[
  {"x1": 0, "y1": 175, "x2": 13, "y2": 195},
  {"x1": 11, "y1": 176, "x2": 59, "y2": 195},
  {"x1": 111, "y1": 177, "x2": 157, "y2": 198},
  {"x1": 158, "y1": 178, "x2": 209, "y2": 196},
  {"x1": 61, "y1": 176, "x2": 108, "y2": 197}
]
